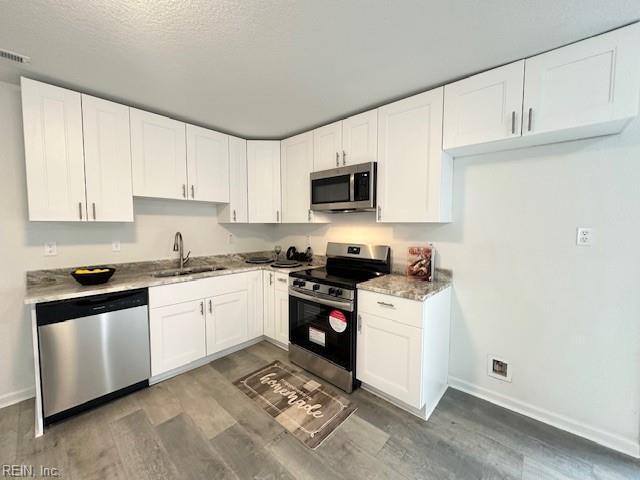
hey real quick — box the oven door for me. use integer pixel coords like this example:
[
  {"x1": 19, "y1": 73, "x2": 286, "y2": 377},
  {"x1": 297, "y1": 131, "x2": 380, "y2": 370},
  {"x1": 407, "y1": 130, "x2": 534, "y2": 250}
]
[{"x1": 289, "y1": 289, "x2": 354, "y2": 371}]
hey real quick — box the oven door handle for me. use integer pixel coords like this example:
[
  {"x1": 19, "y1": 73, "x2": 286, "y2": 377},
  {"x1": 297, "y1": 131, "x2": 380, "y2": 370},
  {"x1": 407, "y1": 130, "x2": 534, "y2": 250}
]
[{"x1": 289, "y1": 288, "x2": 354, "y2": 312}]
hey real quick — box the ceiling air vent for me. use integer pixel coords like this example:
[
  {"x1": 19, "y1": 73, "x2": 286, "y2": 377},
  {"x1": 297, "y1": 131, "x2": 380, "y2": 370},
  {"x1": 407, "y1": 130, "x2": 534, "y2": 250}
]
[{"x1": 0, "y1": 48, "x2": 31, "y2": 64}]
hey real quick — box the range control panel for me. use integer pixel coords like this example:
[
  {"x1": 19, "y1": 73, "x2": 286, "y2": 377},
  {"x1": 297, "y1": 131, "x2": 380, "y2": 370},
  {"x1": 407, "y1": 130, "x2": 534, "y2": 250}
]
[{"x1": 288, "y1": 278, "x2": 355, "y2": 301}]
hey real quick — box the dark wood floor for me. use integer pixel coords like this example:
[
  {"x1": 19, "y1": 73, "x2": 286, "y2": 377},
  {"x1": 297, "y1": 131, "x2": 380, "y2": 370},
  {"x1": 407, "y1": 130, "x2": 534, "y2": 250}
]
[{"x1": 1, "y1": 341, "x2": 638, "y2": 479}]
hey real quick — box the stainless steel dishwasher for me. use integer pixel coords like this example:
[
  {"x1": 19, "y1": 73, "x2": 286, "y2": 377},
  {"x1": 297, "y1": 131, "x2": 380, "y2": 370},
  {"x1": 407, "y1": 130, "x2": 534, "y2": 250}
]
[{"x1": 36, "y1": 288, "x2": 150, "y2": 424}]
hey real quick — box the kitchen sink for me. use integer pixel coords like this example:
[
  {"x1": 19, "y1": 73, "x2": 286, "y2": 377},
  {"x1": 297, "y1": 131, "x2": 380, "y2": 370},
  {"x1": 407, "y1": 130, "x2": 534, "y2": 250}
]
[{"x1": 152, "y1": 266, "x2": 227, "y2": 278}]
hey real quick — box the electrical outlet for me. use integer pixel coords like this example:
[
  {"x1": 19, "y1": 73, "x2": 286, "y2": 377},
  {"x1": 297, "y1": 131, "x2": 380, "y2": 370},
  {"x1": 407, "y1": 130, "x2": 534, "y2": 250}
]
[
  {"x1": 44, "y1": 241, "x2": 57, "y2": 256},
  {"x1": 228, "y1": 233, "x2": 234, "y2": 244},
  {"x1": 576, "y1": 227, "x2": 593, "y2": 246},
  {"x1": 487, "y1": 354, "x2": 512, "y2": 382},
  {"x1": 306, "y1": 235, "x2": 311, "y2": 247},
  {"x1": 112, "y1": 240, "x2": 121, "y2": 252}
]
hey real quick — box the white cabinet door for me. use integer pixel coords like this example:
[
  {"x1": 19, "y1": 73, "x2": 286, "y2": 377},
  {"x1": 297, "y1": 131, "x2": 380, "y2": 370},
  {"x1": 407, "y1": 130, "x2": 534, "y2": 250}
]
[
  {"x1": 219, "y1": 136, "x2": 248, "y2": 223},
  {"x1": 247, "y1": 140, "x2": 281, "y2": 223},
  {"x1": 281, "y1": 132, "x2": 314, "y2": 223},
  {"x1": 205, "y1": 291, "x2": 248, "y2": 355},
  {"x1": 313, "y1": 121, "x2": 343, "y2": 171},
  {"x1": 274, "y1": 288, "x2": 289, "y2": 346},
  {"x1": 130, "y1": 108, "x2": 187, "y2": 200},
  {"x1": 443, "y1": 61, "x2": 525, "y2": 150},
  {"x1": 186, "y1": 125, "x2": 229, "y2": 203},
  {"x1": 357, "y1": 311, "x2": 423, "y2": 408},
  {"x1": 150, "y1": 300, "x2": 206, "y2": 376},
  {"x1": 342, "y1": 109, "x2": 378, "y2": 165},
  {"x1": 247, "y1": 270, "x2": 264, "y2": 340},
  {"x1": 81, "y1": 94, "x2": 133, "y2": 222},
  {"x1": 523, "y1": 23, "x2": 640, "y2": 136},
  {"x1": 21, "y1": 78, "x2": 86, "y2": 221},
  {"x1": 377, "y1": 88, "x2": 451, "y2": 223},
  {"x1": 263, "y1": 271, "x2": 275, "y2": 340}
]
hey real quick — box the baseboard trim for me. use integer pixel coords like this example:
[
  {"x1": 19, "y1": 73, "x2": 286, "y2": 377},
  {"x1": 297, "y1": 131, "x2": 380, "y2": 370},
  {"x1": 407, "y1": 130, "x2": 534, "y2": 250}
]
[
  {"x1": 448, "y1": 376, "x2": 640, "y2": 459},
  {"x1": 0, "y1": 386, "x2": 35, "y2": 409}
]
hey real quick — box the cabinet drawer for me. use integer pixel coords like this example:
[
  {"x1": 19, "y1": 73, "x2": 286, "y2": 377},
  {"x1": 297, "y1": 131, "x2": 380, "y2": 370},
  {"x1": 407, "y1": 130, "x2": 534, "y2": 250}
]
[
  {"x1": 358, "y1": 290, "x2": 423, "y2": 328},
  {"x1": 274, "y1": 272, "x2": 289, "y2": 293}
]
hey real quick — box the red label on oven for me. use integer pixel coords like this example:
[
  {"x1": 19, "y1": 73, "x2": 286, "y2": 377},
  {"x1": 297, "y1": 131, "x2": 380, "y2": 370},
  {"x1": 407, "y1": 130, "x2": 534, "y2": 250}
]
[{"x1": 329, "y1": 310, "x2": 347, "y2": 333}]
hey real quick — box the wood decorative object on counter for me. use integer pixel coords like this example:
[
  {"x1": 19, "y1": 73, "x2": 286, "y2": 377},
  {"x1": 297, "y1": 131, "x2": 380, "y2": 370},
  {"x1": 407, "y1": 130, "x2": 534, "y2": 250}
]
[{"x1": 406, "y1": 245, "x2": 434, "y2": 282}]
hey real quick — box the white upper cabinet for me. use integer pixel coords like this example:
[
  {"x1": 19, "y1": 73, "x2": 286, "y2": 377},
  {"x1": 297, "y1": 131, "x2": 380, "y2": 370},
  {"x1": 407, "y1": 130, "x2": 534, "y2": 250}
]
[
  {"x1": 341, "y1": 109, "x2": 378, "y2": 165},
  {"x1": 185, "y1": 125, "x2": 229, "y2": 203},
  {"x1": 443, "y1": 60, "x2": 525, "y2": 150},
  {"x1": 377, "y1": 88, "x2": 452, "y2": 223},
  {"x1": 313, "y1": 121, "x2": 343, "y2": 171},
  {"x1": 281, "y1": 131, "x2": 326, "y2": 223},
  {"x1": 247, "y1": 140, "x2": 281, "y2": 223},
  {"x1": 81, "y1": 94, "x2": 134, "y2": 222},
  {"x1": 523, "y1": 23, "x2": 640, "y2": 137},
  {"x1": 130, "y1": 108, "x2": 187, "y2": 200},
  {"x1": 21, "y1": 78, "x2": 86, "y2": 221},
  {"x1": 443, "y1": 23, "x2": 640, "y2": 156},
  {"x1": 219, "y1": 136, "x2": 248, "y2": 223}
]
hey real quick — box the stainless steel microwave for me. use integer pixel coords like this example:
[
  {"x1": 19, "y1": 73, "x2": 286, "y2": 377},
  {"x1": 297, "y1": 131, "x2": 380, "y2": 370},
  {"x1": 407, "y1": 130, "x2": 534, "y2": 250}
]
[{"x1": 310, "y1": 162, "x2": 376, "y2": 212}]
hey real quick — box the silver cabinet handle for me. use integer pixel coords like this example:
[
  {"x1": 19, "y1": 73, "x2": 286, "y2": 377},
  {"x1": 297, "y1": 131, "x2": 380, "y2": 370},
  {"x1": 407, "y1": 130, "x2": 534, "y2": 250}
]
[
  {"x1": 200, "y1": 301, "x2": 204, "y2": 315},
  {"x1": 191, "y1": 185, "x2": 195, "y2": 199},
  {"x1": 511, "y1": 111, "x2": 516, "y2": 135},
  {"x1": 377, "y1": 205, "x2": 381, "y2": 221},
  {"x1": 335, "y1": 152, "x2": 339, "y2": 167},
  {"x1": 357, "y1": 314, "x2": 362, "y2": 333},
  {"x1": 209, "y1": 299, "x2": 212, "y2": 314},
  {"x1": 233, "y1": 209, "x2": 236, "y2": 222},
  {"x1": 92, "y1": 202, "x2": 96, "y2": 220},
  {"x1": 308, "y1": 209, "x2": 311, "y2": 222},
  {"x1": 277, "y1": 277, "x2": 286, "y2": 283},
  {"x1": 78, "y1": 202, "x2": 83, "y2": 220},
  {"x1": 182, "y1": 184, "x2": 186, "y2": 198},
  {"x1": 377, "y1": 301, "x2": 395, "y2": 308},
  {"x1": 269, "y1": 273, "x2": 273, "y2": 285},
  {"x1": 527, "y1": 108, "x2": 533, "y2": 132},
  {"x1": 276, "y1": 210, "x2": 280, "y2": 223},
  {"x1": 342, "y1": 150, "x2": 346, "y2": 166}
]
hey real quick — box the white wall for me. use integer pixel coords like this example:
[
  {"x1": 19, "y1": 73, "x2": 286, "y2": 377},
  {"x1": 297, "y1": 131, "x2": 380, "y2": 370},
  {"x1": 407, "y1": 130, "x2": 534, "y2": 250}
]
[
  {"x1": 0, "y1": 82, "x2": 275, "y2": 407},
  {"x1": 276, "y1": 122, "x2": 640, "y2": 456}
]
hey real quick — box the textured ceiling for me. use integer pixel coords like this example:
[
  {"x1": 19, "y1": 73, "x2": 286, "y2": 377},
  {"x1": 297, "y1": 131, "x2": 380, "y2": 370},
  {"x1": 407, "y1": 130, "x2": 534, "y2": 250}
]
[{"x1": 1, "y1": 0, "x2": 639, "y2": 138}]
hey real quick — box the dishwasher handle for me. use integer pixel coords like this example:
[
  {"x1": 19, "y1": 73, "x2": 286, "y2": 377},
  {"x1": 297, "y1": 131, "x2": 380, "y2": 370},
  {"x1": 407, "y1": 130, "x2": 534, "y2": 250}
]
[{"x1": 36, "y1": 288, "x2": 148, "y2": 326}]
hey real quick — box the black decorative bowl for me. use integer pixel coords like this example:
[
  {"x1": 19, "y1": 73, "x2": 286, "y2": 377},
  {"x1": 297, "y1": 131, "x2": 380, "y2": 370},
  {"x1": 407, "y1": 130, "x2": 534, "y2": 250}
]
[{"x1": 70, "y1": 266, "x2": 116, "y2": 286}]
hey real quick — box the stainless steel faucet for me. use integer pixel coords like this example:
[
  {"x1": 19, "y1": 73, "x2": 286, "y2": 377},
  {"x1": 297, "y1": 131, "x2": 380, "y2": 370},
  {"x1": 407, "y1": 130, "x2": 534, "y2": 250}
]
[{"x1": 173, "y1": 232, "x2": 191, "y2": 270}]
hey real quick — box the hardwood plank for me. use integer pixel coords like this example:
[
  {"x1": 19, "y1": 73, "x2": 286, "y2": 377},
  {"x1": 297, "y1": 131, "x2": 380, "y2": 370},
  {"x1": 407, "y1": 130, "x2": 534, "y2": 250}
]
[
  {"x1": 189, "y1": 365, "x2": 286, "y2": 446},
  {"x1": 60, "y1": 412, "x2": 128, "y2": 480},
  {"x1": 163, "y1": 371, "x2": 236, "y2": 439},
  {"x1": 135, "y1": 382, "x2": 182, "y2": 426},
  {"x1": 156, "y1": 414, "x2": 237, "y2": 480},
  {"x1": 338, "y1": 413, "x2": 390, "y2": 456},
  {"x1": 109, "y1": 409, "x2": 179, "y2": 480},
  {"x1": 209, "y1": 423, "x2": 294, "y2": 480},
  {"x1": 266, "y1": 431, "x2": 347, "y2": 480},
  {"x1": 0, "y1": 402, "x2": 20, "y2": 463}
]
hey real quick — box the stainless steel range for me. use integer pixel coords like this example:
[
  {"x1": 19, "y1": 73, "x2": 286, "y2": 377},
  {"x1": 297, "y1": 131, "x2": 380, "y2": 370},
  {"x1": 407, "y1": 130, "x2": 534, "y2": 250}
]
[{"x1": 288, "y1": 242, "x2": 391, "y2": 392}]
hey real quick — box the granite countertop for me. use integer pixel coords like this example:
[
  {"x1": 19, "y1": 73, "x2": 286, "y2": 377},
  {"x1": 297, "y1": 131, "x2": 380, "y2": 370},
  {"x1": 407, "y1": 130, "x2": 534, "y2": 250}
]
[
  {"x1": 358, "y1": 269, "x2": 452, "y2": 302},
  {"x1": 25, "y1": 252, "x2": 324, "y2": 305}
]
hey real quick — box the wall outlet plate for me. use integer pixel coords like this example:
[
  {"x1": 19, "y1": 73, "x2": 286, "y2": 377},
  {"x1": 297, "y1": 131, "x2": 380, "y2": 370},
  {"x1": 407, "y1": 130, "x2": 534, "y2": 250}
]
[
  {"x1": 487, "y1": 354, "x2": 512, "y2": 382},
  {"x1": 112, "y1": 240, "x2": 121, "y2": 252},
  {"x1": 44, "y1": 241, "x2": 57, "y2": 256},
  {"x1": 576, "y1": 227, "x2": 593, "y2": 246}
]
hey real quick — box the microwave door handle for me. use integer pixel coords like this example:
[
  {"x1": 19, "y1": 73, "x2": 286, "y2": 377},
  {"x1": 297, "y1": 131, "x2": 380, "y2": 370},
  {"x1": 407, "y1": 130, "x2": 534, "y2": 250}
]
[{"x1": 349, "y1": 173, "x2": 355, "y2": 202}]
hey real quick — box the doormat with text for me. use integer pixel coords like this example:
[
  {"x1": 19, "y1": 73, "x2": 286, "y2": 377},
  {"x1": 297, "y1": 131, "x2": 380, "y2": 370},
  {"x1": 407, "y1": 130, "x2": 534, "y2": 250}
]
[{"x1": 234, "y1": 361, "x2": 356, "y2": 449}]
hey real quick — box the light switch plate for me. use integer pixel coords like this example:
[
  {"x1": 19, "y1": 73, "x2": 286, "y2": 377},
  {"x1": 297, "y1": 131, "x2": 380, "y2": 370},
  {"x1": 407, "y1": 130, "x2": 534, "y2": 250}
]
[{"x1": 44, "y1": 241, "x2": 57, "y2": 256}]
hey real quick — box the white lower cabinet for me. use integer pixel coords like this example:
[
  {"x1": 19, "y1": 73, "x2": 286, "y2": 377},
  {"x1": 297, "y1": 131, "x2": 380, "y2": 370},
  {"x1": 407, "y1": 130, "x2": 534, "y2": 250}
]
[
  {"x1": 263, "y1": 271, "x2": 289, "y2": 347},
  {"x1": 149, "y1": 300, "x2": 206, "y2": 377},
  {"x1": 356, "y1": 288, "x2": 451, "y2": 417},
  {"x1": 149, "y1": 271, "x2": 263, "y2": 377},
  {"x1": 205, "y1": 291, "x2": 248, "y2": 355}
]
